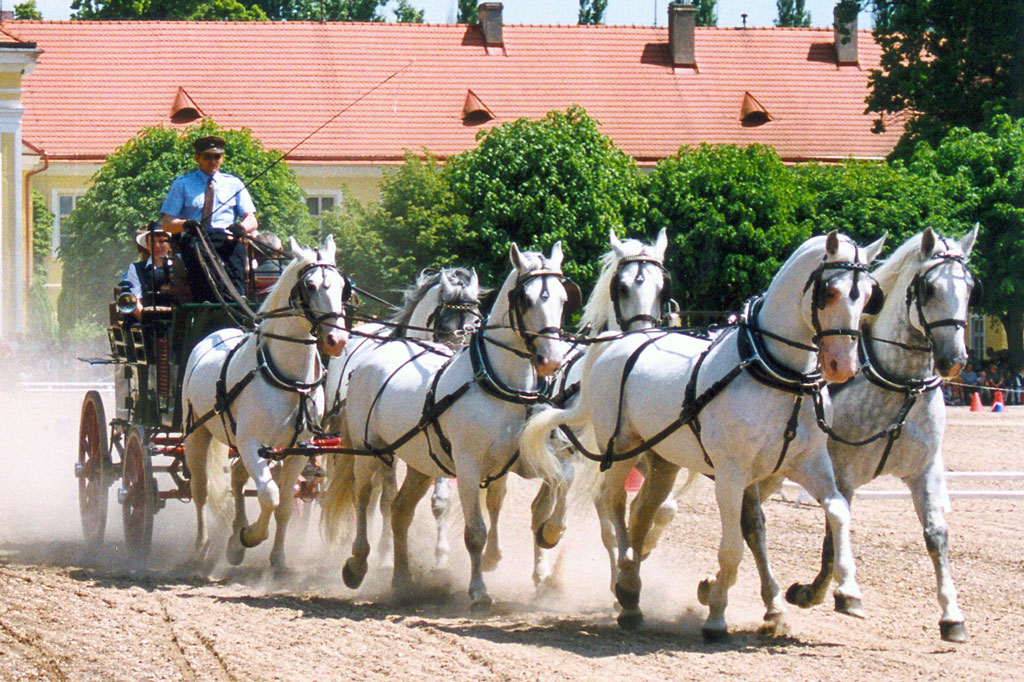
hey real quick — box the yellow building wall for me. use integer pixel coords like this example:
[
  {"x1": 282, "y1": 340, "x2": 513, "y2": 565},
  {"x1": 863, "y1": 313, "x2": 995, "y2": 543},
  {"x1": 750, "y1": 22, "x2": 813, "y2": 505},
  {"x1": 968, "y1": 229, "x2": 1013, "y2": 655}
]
[{"x1": 984, "y1": 315, "x2": 1007, "y2": 352}]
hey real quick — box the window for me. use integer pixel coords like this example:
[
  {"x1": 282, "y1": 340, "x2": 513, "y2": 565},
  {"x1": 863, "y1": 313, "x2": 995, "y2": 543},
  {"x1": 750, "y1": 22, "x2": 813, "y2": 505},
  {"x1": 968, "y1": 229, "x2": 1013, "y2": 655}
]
[
  {"x1": 306, "y1": 195, "x2": 337, "y2": 226},
  {"x1": 52, "y1": 193, "x2": 85, "y2": 259},
  {"x1": 970, "y1": 313, "x2": 986, "y2": 360}
]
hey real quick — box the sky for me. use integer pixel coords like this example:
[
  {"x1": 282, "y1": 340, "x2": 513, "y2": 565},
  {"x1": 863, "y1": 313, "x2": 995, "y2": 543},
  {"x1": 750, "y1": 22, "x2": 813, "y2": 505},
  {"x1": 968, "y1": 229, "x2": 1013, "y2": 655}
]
[{"x1": 19, "y1": 0, "x2": 874, "y2": 28}]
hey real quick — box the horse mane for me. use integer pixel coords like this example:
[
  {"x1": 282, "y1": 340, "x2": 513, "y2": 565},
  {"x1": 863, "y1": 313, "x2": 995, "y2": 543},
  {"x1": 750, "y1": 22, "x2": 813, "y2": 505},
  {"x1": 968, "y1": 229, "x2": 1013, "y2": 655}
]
[
  {"x1": 387, "y1": 267, "x2": 478, "y2": 327},
  {"x1": 258, "y1": 246, "x2": 315, "y2": 315},
  {"x1": 578, "y1": 237, "x2": 656, "y2": 333}
]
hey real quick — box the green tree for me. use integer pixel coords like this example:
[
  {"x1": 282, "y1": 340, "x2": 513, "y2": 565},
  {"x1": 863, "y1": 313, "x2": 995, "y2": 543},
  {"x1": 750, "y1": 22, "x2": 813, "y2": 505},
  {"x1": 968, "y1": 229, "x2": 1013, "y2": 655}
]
[
  {"x1": 794, "y1": 159, "x2": 966, "y2": 248},
  {"x1": 775, "y1": 0, "x2": 811, "y2": 27},
  {"x1": 187, "y1": 0, "x2": 268, "y2": 20},
  {"x1": 57, "y1": 120, "x2": 314, "y2": 333},
  {"x1": 457, "y1": 0, "x2": 476, "y2": 23},
  {"x1": 31, "y1": 189, "x2": 55, "y2": 278},
  {"x1": 14, "y1": 0, "x2": 44, "y2": 19},
  {"x1": 694, "y1": 0, "x2": 716, "y2": 26},
  {"x1": 578, "y1": 0, "x2": 607, "y2": 24},
  {"x1": 443, "y1": 106, "x2": 648, "y2": 289},
  {"x1": 866, "y1": 0, "x2": 1024, "y2": 157},
  {"x1": 908, "y1": 116, "x2": 1024, "y2": 360},
  {"x1": 392, "y1": 0, "x2": 423, "y2": 22},
  {"x1": 643, "y1": 144, "x2": 812, "y2": 312}
]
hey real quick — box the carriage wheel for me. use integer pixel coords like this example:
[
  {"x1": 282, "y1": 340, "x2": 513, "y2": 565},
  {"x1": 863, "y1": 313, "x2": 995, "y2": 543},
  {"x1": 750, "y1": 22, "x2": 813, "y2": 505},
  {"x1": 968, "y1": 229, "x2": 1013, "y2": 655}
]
[
  {"x1": 77, "y1": 390, "x2": 109, "y2": 549},
  {"x1": 120, "y1": 425, "x2": 156, "y2": 561}
]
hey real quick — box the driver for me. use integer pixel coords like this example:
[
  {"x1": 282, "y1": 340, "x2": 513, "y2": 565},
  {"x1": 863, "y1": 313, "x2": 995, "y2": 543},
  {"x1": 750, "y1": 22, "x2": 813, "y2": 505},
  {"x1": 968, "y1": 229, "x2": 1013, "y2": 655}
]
[{"x1": 160, "y1": 135, "x2": 257, "y2": 301}]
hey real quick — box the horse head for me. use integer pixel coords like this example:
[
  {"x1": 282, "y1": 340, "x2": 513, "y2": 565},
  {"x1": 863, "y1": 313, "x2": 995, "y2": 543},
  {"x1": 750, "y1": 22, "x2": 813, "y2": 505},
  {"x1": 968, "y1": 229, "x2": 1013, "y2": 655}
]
[
  {"x1": 583, "y1": 227, "x2": 671, "y2": 332},
  {"x1": 288, "y1": 234, "x2": 350, "y2": 357},
  {"x1": 902, "y1": 226, "x2": 979, "y2": 377},
  {"x1": 431, "y1": 268, "x2": 482, "y2": 348},
  {"x1": 801, "y1": 230, "x2": 887, "y2": 382},
  {"x1": 508, "y1": 241, "x2": 577, "y2": 378}
]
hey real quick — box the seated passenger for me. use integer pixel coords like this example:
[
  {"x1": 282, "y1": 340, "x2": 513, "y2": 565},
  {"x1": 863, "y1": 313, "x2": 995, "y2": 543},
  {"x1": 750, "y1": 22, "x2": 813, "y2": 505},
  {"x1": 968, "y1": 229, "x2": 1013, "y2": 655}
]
[{"x1": 119, "y1": 223, "x2": 173, "y2": 319}]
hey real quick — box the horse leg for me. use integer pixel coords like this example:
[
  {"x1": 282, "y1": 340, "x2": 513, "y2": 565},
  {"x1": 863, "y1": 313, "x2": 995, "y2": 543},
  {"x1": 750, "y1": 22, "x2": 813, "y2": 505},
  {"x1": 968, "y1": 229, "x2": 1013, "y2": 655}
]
[
  {"x1": 225, "y1": 458, "x2": 250, "y2": 566},
  {"x1": 636, "y1": 453, "x2": 680, "y2": 559},
  {"x1": 376, "y1": 462, "x2": 398, "y2": 569},
  {"x1": 481, "y1": 476, "x2": 507, "y2": 572},
  {"x1": 342, "y1": 456, "x2": 377, "y2": 589},
  {"x1": 455, "y1": 466, "x2": 491, "y2": 608},
  {"x1": 788, "y1": 451, "x2": 863, "y2": 617},
  {"x1": 431, "y1": 478, "x2": 452, "y2": 568},
  {"x1": 737, "y1": 482, "x2": 786, "y2": 633},
  {"x1": 908, "y1": 464, "x2": 967, "y2": 642},
  {"x1": 391, "y1": 466, "x2": 433, "y2": 593},
  {"x1": 236, "y1": 437, "x2": 279, "y2": 549},
  {"x1": 615, "y1": 455, "x2": 677, "y2": 630},
  {"x1": 597, "y1": 461, "x2": 632, "y2": 596},
  {"x1": 697, "y1": 468, "x2": 746, "y2": 642},
  {"x1": 786, "y1": 482, "x2": 853, "y2": 609},
  {"x1": 269, "y1": 455, "x2": 305, "y2": 577},
  {"x1": 184, "y1": 427, "x2": 212, "y2": 566}
]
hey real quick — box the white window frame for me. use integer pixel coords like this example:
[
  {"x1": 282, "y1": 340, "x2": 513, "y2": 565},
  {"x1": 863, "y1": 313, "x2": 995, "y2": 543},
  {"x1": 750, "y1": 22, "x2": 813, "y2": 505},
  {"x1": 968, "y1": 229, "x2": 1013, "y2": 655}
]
[
  {"x1": 305, "y1": 191, "x2": 342, "y2": 225},
  {"x1": 969, "y1": 312, "x2": 986, "y2": 361},
  {"x1": 50, "y1": 190, "x2": 86, "y2": 259}
]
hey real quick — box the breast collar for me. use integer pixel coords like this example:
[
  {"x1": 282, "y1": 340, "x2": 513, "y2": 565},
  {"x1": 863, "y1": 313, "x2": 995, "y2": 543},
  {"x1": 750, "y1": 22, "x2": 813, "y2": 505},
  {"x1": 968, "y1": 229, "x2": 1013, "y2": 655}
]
[
  {"x1": 469, "y1": 320, "x2": 552, "y2": 406},
  {"x1": 738, "y1": 297, "x2": 826, "y2": 396},
  {"x1": 858, "y1": 329, "x2": 943, "y2": 395}
]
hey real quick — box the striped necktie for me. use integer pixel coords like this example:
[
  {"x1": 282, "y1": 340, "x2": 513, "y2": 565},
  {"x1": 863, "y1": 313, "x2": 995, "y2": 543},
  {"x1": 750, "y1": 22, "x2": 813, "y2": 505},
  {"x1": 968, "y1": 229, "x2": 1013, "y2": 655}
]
[{"x1": 201, "y1": 174, "x2": 215, "y2": 228}]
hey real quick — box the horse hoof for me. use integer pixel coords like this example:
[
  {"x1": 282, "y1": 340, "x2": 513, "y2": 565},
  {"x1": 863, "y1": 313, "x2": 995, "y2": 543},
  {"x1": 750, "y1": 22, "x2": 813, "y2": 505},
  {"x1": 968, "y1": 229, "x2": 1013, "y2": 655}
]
[
  {"x1": 481, "y1": 552, "x2": 502, "y2": 573},
  {"x1": 469, "y1": 594, "x2": 493, "y2": 612},
  {"x1": 617, "y1": 610, "x2": 644, "y2": 631},
  {"x1": 940, "y1": 620, "x2": 968, "y2": 643},
  {"x1": 697, "y1": 578, "x2": 713, "y2": 606},
  {"x1": 702, "y1": 626, "x2": 730, "y2": 643},
  {"x1": 392, "y1": 574, "x2": 414, "y2": 595},
  {"x1": 834, "y1": 593, "x2": 865, "y2": 618},
  {"x1": 342, "y1": 560, "x2": 365, "y2": 589},
  {"x1": 239, "y1": 527, "x2": 260, "y2": 549},
  {"x1": 535, "y1": 521, "x2": 564, "y2": 550},
  {"x1": 785, "y1": 582, "x2": 815, "y2": 609},
  {"x1": 225, "y1": 543, "x2": 245, "y2": 566},
  {"x1": 614, "y1": 582, "x2": 640, "y2": 612}
]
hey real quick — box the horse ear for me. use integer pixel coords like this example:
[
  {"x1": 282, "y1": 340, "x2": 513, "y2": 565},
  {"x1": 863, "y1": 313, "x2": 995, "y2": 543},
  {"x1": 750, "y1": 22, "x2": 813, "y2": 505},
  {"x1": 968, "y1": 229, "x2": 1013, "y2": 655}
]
[
  {"x1": 921, "y1": 228, "x2": 937, "y2": 256},
  {"x1": 322, "y1": 234, "x2": 336, "y2": 262},
  {"x1": 289, "y1": 236, "x2": 303, "y2": 258},
  {"x1": 549, "y1": 241, "x2": 564, "y2": 270},
  {"x1": 438, "y1": 270, "x2": 455, "y2": 298},
  {"x1": 653, "y1": 227, "x2": 669, "y2": 262},
  {"x1": 509, "y1": 243, "x2": 524, "y2": 270},
  {"x1": 862, "y1": 234, "x2": 887, "y2": 264},
  {"x1": 961, "y1": 223, "x2": 980, "y2": 258},
  {"x1": 609, "y1": 229, "x2": 625, "y2": 259},
  {"x1": 467, "y1": 268, "x2": 480, "y2": 298},
  {"x1": 825, "y1": 230, "x2": 840, "y2": 256}
]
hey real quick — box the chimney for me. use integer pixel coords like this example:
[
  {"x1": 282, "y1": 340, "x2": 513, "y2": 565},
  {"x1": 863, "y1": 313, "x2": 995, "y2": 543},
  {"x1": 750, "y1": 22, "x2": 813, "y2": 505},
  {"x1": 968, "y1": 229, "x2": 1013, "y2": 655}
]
[
  {"x1": 833, "y1": 3, "x2": 858, "y2": 64},
  {"x1": 478, "y1": 2, "x2": 503, "y2": 46},
  {"x1": 668, "y1": 2, "x2": 697, "y2": 67}
]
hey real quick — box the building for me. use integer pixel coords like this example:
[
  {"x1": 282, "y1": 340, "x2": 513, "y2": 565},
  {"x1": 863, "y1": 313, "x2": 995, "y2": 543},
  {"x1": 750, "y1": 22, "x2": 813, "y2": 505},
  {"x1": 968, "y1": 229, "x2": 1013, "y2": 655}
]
[{"x1": 0, "y1": 2, "x2": 904, "y2": 337}]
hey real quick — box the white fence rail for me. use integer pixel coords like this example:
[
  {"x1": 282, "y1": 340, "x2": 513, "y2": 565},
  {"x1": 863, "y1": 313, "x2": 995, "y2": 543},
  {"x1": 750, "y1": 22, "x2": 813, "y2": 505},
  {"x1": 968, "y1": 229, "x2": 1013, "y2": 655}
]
[
  {"x1": 18, "y1": 381, "x2": 114, "y2": 393},
  {"x1": 783, "y1": 472, "x2": 1024, "y2": 501}
]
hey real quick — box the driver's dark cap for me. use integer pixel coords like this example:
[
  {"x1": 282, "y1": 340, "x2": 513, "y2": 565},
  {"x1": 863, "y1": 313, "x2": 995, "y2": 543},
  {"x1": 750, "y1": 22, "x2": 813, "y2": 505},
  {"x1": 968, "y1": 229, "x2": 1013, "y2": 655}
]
[{"x1": 193, "y1": 135, "x2": 225, "y2": 155}]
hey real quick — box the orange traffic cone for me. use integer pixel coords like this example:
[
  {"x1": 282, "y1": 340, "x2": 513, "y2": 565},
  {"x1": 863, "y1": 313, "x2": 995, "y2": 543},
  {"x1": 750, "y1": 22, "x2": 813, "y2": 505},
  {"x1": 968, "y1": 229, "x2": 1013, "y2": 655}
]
[
  {"x1": 970, "y1": 391, "x2": 983, "y2": 412},
  {"x1": 624, "y1": 467, "x2": 644, "y2": 492},
  {"x1": 992, "y1": 390, "x2": 1005, "y2": 412}
]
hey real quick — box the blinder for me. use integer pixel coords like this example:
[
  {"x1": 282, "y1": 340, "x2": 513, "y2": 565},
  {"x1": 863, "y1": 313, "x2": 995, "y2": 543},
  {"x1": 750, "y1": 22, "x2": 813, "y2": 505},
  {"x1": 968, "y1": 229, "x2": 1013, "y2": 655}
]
[
  {"x1": 864, "y1": 283, "x2": 885, "y2": 316},
  {"x1": 564, "y1": 279, "x2": 582, "y2": 317},
  {"x1": 801, "y1": 259, "x2": 875, "y2": 344},
  {"x1": 968, "y1": 276, "x2": 982, "y2": 308},
  {"x1": 904, "y1": 253, "x2": 977, "y2": 340}
]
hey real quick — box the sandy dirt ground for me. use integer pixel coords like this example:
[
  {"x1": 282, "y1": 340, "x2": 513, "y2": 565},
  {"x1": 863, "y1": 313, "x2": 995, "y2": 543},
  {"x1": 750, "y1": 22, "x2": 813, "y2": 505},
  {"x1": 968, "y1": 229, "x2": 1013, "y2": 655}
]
[{"x1": 1, "y1": 387, "x2": 1022, "y2": 681}]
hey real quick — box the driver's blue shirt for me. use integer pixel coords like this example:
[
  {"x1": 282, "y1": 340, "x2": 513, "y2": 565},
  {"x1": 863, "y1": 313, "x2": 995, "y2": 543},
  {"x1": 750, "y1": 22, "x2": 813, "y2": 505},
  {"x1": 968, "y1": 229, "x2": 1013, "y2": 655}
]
[{"x1": 160, "y1": 170, "x2": 255, "y2": 232}]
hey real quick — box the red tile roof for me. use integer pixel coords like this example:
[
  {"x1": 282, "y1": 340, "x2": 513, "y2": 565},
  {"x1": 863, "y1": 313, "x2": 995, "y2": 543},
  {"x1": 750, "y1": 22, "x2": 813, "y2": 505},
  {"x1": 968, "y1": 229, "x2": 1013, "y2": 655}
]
[{"x1": 5, "y1": 20, "x2": 902, "y2": 165}]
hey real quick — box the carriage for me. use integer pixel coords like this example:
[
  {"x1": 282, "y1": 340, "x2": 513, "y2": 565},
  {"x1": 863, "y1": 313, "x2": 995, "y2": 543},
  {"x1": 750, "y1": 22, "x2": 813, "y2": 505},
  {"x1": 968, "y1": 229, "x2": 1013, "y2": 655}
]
[{"x1": 74, "y1": 244, "x2": 324, "y2": 560}]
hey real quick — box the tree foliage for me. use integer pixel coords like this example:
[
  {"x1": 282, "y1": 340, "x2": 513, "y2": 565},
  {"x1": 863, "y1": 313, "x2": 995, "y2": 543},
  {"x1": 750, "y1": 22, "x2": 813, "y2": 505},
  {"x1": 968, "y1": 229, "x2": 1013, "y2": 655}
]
[
  {"x1": 693, "y1": 0, "x2": 717, "y2": 26},
  {"x1": 443, "y1": 107, "x2": 648, "y2": 289},
  {"x1": 643, "y1": 144, "x2": 812, "y2": 311},
  {"x1": 57, "y1": 120, "x2": 314, "y2": 332},
  {"x1": 70, "y1": 0, "x2": 425, "y2": 21},
  {"x1": 578, "y1": 0, "x2": 607, "y2": 25},
  {"x1": 866, "y1": 0, "x2": 1024, "y2": 156},
  {"x1": 14, "y1": 0, "x2": 44, "y2": 19},
  {"x1": 457, "y1": 0, "x2": 476, "y2": 23},
  {"x1": 31, "y1": 189, "x2": 54, "y2": 279},
  {"x1": 775, "y1": 0, "x2": 811, "y2": 27}
]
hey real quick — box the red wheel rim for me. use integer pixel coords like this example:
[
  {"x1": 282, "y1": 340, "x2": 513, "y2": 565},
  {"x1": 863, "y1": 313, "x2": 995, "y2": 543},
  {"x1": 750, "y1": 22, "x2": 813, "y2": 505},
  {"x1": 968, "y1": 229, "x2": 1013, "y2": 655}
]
[{"x1": 78, "y1": 392, "x2": 107, "y2": 547}]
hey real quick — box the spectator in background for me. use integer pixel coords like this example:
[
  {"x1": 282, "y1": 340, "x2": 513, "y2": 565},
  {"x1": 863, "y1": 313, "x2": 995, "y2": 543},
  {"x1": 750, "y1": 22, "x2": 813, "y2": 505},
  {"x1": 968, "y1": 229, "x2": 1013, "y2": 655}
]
[
  {"x1": 1007, "y1": 365, "x2": 1024, "y2": 406},
  {"x1": 983, "y1": 362, "x2": 1004, "y2": 405},
  {"x1": 960, "y1": 362, "x2": 980, "y2": 406}
]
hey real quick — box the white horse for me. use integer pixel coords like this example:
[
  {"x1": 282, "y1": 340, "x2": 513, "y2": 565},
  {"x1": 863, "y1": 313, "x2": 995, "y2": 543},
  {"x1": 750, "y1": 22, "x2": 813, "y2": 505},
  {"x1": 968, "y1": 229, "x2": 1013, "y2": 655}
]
[
  {"x1": 322, "y1": 267, "x2": 481, "y2": 567},
  {"x1": 539, "y1": 228, "x2": 685, "y2": 589},
  {"x1": 786, "y1": 227, "x2": 978, "y2": 642},
  {"x1": 322, "y1": 242, "x2": 575, "y2": 607},
  {"x1": 182, "y1": 235, "x2": 349, "y2": 573},
  {"x1": 521, "y1": 231, "x2": 885, "y2": 640}
]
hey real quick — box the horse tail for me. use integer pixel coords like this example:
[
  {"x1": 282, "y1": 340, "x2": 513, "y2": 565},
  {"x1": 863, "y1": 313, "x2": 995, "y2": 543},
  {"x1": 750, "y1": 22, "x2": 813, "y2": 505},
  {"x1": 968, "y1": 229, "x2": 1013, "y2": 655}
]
[
  {"x1": 320, "y1": 435, "x2": 356, "y2": 546},
  {"x1": 520, "y1": 403, "x2": 589, "y2": 483},
  {"x1": 205, "y1": 439, "x2": 233, "y2": 521}
]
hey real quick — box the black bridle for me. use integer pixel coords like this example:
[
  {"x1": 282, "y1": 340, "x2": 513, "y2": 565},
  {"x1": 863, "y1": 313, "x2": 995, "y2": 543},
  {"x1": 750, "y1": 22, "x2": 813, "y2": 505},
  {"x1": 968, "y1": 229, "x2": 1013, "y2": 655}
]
[
  {"x1": 506, "y1": 269, "x2": 580, "y2": 360},
  {"x1": 424, "y1": 299, "x2": 482, "y2": 344},
  {"x1": 257, "y1": 261, "x2": 352, "y2": 345},
  {"x1": 610, "y1": 256, "x2": 671, "y2": 330},
  {"x1": 904, "y1": 253, "x2": 978, "y2": 350},
  {"x1": 801, "y1": 259, "x2": 883, "y2": 347}
]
